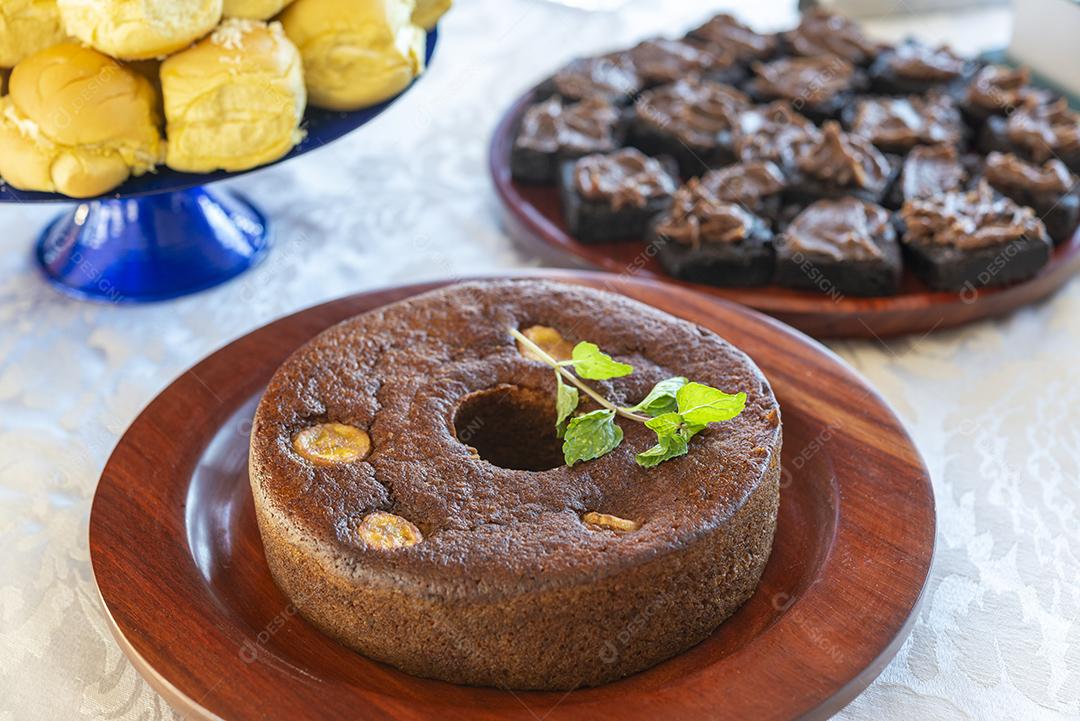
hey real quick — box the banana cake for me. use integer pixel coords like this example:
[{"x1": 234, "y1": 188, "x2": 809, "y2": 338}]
[{"x1": 249, "y1": 279, "x2": 782, "y2": 690}]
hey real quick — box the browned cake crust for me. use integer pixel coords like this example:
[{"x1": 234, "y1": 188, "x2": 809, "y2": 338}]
[{"x1": 249, "y1": 280, "x2": 782, "y2": 690}]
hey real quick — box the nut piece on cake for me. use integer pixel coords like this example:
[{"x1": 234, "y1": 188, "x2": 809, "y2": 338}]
[
  {"x1": 292, "y1": 423, "x2": 371, "y2": 464},
  {"x1": 357, "y1": 512, "x2": 423, "y2": 549},
  {"x1": 582, "y1": 511, "x2": 640, "y2": 532},
  {"x1": 516, "y1": 325, "x2": 575, "y2": 362}
]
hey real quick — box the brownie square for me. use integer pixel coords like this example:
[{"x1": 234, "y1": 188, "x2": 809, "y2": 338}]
[
  {"x1": 978, "y1": 99, "x2": 1080, "y2": 174},
  {"x1": 511, "y1": 97, "x2": 624, "y2": 184},
  {"x1": 785, "y1": 122, "x2": 897, "y2": 206},
  {"x1": 898, "y1": 182, "x2": 1053, "y2": 291},
  {"x1": 653, "y1": 216, "x2": 776, "y2": 287},
  {"x1": 558, "y1": 151, "x2": 678, "y2": 244},
  {"x1": 745, "y1": 55, "x2": 864, "y2": 124},
  {"x1": 902, "y1": 234, "x2": 1051, "y2": 291},
  {"x1": 885, "y1": 144, "x2": 978, "y2": 209},
  {"x1": 649, "y1": 179, "x2": 776, "y2": 286},
  {"x1": 684, "y1": 13, "x2": 779, "y2": 64},
  {"x1": 868, "y1": 41, "x2": 974, "y2": 96},
  {"x1": 628, "y1": 78, "x2": 748, "y2": 177},
  {"x1": 774, "y1": 198, "x2": 902, "y2": 297},
  {"x1": 983, "y1": 152, "x2": 1080, "y2": 245},
  {"x1": 535, "y1": 52, "x2": 643, "y2": 106}
]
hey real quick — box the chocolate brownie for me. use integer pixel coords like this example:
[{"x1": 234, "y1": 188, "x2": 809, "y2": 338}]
[
  {"x1": 628, "y1": 37, "x2": 745, "y2": 88},
  {"x1": 887, "y1": 143, "x2": 975, "y2": 208},
  {"x1": 511, "y1": 97, "x2": 624, "y2": 183},
  {"x1": 983, "y1": 151, "x2": 1079, "y2": 245},
  {"x1": 746, "y1": 54, "x2": 864, "y2": 123},
  {"x1": 979, "y1": 98, "x2": 1080, "y2": 173},
  {"x1": 652, "y1": 178, "x2": 776, "y2": 286},
  {"x1": 787, "y1": 121, "x2": 896, "y2": 205},
  {"x1": 734, "y1": 101, "x2": 821, "y2": 173},
  {"x1": 781, "y1": 9, "x2": 884, "y2": 67},
  {"x1": 538, "y1": 52, "x2": 642, "y2": 105},
  {"x1": 698, "y1": 160, "x2": 787, "y2": 222},
  {"x1": 869, "y1": 39, "x2": 973, "y2": 95},
  {"x1": 898, "y1": 181, "x2": 1053, "y2": 290},
  {"x1": 961, "y1": 64, "x2": 1055, "y2": 130},
  {"x1": 250, "y1": 280, "x2": 782, "y2": 690},
  {"x1": 685, "y1": 12, "x2": 779, "y2": 63},
  {"x1": 845, "y1": 91, "x2": 966, "y2": 154},
  {"x1": 559, "y1": 148, "x2": 678, "y2": 243},
  {"x1": 629, "y1": 78, "x2": 749, "y2": 176},
  {"x1": 775, "y1": 198, "x2": 902, "y2": 296}
]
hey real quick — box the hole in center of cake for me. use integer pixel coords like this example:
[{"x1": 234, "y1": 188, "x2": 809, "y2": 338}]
[{"x1": 453, "y1": 385, "x2": 565, "y2": 472}]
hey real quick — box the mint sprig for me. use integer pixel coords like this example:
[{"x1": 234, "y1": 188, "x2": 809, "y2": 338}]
[{"x1": 509, "y1": 327, "x2": 746, "y2": 468}]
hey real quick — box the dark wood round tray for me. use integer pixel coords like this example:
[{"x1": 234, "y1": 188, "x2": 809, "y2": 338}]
[
  {"x1": 490, "y1": 88, "x2": 1080, "y2": 339},
  {"x1": 90, "y1": 270, "x2": 935, "y2": 721}
]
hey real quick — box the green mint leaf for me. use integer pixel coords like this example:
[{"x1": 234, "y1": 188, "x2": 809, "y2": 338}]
[
  {"x1": 676, "y1": 382, "x2": 747, "y2": 426},
  {"x1": 554, "y1": 373, "x2": 579, "y2": 438},
  {"x1": 563, "y1": 409, "x2": 624, "y2": 466},
  {"x1": 630, "y1": 376, "x2": 689, "y2": 416},
  {"x1": 636, "y1": 431, "x2": 689, "y2": 468},
  {"x1": 644, "y1": 411, "x2": 684, "y2": 436},
  {"x1": 569, "y1": 341, "x2": 634, "y2": 381}
]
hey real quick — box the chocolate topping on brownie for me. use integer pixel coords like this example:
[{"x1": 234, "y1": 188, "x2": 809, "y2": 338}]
[
  {"x1": 687, "y1": 13, "x2": 777, "y2": 62},
  {"x1": 784, "y1": 198, "x2": 889, "y2": 261},
  {"x1": 966, "y1": 65, "x2": 1047, "y2": 112},
  {"x1": 886, "y1": 42, "x2": 967, "y2": 81},
  {"x1": 629, "y1": 38, "x2": 734, "y2": 86},
  {"x1": 984, "y1": 151, "x2": 1075, "y2": 194},
  {"x1": 635, "y1": 78, "x2": 748, "y2": 148},
  {"x1": 656, "y1": 178, "x2": 754, "y2": 248},
  {"x1": 851, "y1": 93, "x2": 964, "y2": 149},
  {"x1": 736, "y1": 101, "x2": 821, "y2": 167},
  {"x1": 901, "y1": 144, "x2": 968, "y2": 200},
  {"x1": 573, "y1": 148, "x2": 677, "y2": 210},
  {"x1": 784, "y1": 9, "x2": 882, "y2": 65},
  {"x1": 701, "y1": 161, "x2": 786, "y2": 207},
  {"x1": 516, "y1": 97, "x2": 621, "y2": 155},
  {"x1": 900, "y1": 181, "x2": 1045, "y2": 249},
  {"x1": 552, "y1": 53, "x2": 641, "y2": 103},
  {"x1": 752, "y1": 55, "x2": 856, "y2": 105},
  {"x1": 1006, "y1": 98, "x2": 1080, "y2": 163},
  {"x1": 796, "y1": 121, "x2": 891, "y2": 190}
]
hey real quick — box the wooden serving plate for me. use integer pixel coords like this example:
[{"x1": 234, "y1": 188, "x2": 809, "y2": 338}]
[
  {"x1": 90, "y1": 270, "x2": 935, "y2": 721},
  {"x1": 490, "y1": 89, "x2": 1080, "y2": 339}
]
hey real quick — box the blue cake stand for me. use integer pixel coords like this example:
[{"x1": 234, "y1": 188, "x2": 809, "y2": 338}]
[{"x1": 3, "y1": 30, "x2": 438, "y2": 303}]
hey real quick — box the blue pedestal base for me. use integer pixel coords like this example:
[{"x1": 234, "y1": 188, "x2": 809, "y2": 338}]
[{"x1": 35, "y1": 186, "x2": 270, "y2": 304}]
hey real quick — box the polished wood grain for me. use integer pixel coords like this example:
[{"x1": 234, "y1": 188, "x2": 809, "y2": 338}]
[
  {"x1": 90, "y1": 271, "x2": 936, "y2": 721},
  {"x1": 489, "y1": 89, "x2": 1080, "y2": 339}
]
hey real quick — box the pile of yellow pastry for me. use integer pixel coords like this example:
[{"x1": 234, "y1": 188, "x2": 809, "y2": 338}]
[{"x1": 0, "y1": 0, "x2": 449, "y2": 198}]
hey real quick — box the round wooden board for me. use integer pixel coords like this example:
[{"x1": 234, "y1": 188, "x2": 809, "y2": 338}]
[
  {"x1": 489, "y1": 88, "x2": 1080, "y2": 339},
  {"x1": 90, "y1": 270, "x2": 935, "y2": 721}
]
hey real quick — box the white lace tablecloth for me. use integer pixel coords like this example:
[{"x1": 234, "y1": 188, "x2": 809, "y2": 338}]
[{"x1": 1, "y1": 1, "x2": 1076, "y2": 719}]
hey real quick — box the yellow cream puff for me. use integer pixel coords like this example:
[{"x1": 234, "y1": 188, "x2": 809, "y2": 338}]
[
  {"x1": 0, "y1": 0, "x2": 67, "y2": 68},
  {"x1": 281, "y1": 0, "x2": 425, "y2": 111},
  {"x1": 57, "y1": 0, "x2": 223, "y2": 60},
  {"x1": 222, "y1": 0, "x2": 295, "y2": 20},
  {"x1": 161, "y1": 19, "x2": 305, "y2": 173},
  {"x1": 0, "y1": 43, "x2": 163, "y2": 197},
  {"x1": 412, "y1": 0, "x2": 449, "y2": 30}
]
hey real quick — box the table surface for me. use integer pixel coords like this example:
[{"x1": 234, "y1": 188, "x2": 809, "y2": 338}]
[{"x1": 0, "y1": 1, "x2": 1076, "y2": 719}]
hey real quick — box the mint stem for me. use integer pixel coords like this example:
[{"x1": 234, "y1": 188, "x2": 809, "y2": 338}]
[{"x1": 509, "y1": 328, "x2": 649, "y2": 423}]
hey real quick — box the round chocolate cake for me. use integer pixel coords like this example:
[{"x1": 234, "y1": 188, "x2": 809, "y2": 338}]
[{"x1": 249, "y1": 280, "x2": 782, "y2": 690}]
